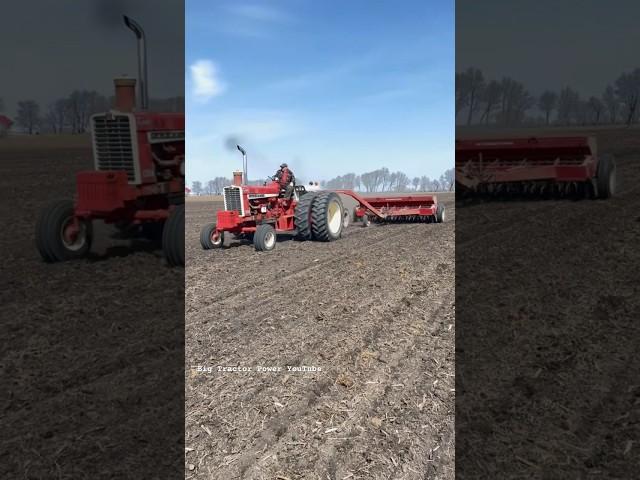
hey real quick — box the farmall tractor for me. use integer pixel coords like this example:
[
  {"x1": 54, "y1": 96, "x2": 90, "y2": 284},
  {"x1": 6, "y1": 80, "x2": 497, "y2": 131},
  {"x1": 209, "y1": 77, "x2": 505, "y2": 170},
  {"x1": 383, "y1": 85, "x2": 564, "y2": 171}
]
[
  {"x1": 35, "y1": 16, "x2": 184, "y2": 266},
  {"x1": 200, "y1": 146, "x2": 445, "y2": 252}
]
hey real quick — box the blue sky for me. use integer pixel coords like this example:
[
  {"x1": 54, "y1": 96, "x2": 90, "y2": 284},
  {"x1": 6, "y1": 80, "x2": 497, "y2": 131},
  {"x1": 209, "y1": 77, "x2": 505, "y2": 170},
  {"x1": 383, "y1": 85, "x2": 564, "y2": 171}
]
[{"x1": 186, "y1": 0, "x2": 454, "y2": 185}]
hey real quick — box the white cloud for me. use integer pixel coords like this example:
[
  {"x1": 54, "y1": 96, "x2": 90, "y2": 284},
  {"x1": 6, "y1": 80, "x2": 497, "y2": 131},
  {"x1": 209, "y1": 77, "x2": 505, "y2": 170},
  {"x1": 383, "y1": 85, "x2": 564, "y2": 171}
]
[{"x1": 190, "y1": 60, "x2": 225, "y2": 101}]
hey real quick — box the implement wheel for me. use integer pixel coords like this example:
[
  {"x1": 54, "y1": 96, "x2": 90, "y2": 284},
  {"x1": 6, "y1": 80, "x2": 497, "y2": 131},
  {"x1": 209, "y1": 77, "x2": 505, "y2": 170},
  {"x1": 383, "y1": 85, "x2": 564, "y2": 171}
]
[
  {"x1": 36, "y1": 199, "x2": 92, "y2": 262},
  {"x1": 436, "y1": 203, "x2": 446, "y2": 223},
  {"x1": 162, "y1": 204, "x2": 184, "y2": 267},
  {"x1": 294, "y1": 192, "x2": 318, "y2": 240},
  {"x1": 254, "y1": 224, "x2": 277, "y2": 251},
  {"x1": 596, "y1": 153, "x2": 616, "y2": 199},
  {"x1": 200, "y1": 223, "x2": 224, "y2": 249},
  {"x1": 311, "y1": 192, "x2": 344, "y2": 241}
]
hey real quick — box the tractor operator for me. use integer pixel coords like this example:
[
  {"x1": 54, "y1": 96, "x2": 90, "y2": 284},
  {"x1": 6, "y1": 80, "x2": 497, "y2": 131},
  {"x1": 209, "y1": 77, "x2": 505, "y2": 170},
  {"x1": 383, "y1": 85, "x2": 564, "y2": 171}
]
[{"x1": 274, "y1": 163, "x2": 295, "y2": 199}]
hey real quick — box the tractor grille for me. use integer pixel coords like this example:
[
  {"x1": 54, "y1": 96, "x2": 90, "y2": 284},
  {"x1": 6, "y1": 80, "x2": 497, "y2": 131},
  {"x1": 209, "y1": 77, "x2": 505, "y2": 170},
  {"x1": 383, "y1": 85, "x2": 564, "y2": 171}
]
[
  {"x1": 223, "y1": 186, "x2": 244, "y2": 215},
  {"x1": 92, "y1": 113, "x2": 138, "y2": 183}
]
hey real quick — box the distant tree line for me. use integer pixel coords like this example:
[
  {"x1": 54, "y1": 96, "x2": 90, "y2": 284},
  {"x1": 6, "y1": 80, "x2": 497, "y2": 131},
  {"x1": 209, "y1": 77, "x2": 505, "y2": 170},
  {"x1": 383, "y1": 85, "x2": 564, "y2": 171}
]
[
  {"x1": 4, "y1": 93, "x2": 184, "y2": 135},
  {"x1": 191, "y1": 178, "x2": 233, "y2": 195},
  {"x1": 191, "y1": 166, "x2": 455, "y2": 195},
  {"x1": 456, "y1": 66, "x2": 640, "y2": 126}
]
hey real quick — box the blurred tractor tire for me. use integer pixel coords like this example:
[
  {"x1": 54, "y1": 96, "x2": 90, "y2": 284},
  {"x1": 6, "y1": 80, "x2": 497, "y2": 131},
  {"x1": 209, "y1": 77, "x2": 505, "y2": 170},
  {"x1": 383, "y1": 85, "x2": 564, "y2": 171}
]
[
  {"x1": 596, "y1": 153, "x2": 616, "y2": 199},
  {"x1": 36, "y1": 199, "x2": 92, "y2": 262},
  {"x1": 163, "y1": 204, "x2": 184, "y2": 266}
]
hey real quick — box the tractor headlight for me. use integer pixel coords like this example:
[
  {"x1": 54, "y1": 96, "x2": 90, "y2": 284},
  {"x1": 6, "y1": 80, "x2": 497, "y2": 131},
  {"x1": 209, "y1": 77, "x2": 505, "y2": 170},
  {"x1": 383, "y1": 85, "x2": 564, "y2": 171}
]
[{"x1": 261, "y1": 206, "x2": 267, "y2": 213}]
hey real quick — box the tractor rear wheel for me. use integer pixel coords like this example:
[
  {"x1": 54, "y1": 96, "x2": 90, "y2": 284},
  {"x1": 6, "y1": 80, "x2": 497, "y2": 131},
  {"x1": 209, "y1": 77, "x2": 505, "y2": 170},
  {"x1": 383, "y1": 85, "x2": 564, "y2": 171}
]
[
  {"x1": 162, "y1": 204, "x2": 184, "y2": 267},
  {"x1": 596, "y1": 153, "x2": 616, "y2": 199},
  {"x1": 254, "y1": 224, "x2": 277, "y2": 251},
  {"x1": 200, "y1": 223, "x2": 224, "y2": 249},
  {"x1": 294, "y1": 192, "x2": 318, "y2": 240},
  {"x1": 311, "y1": 192, "x2": 344, "y2": 241},
  {"x1": 36, "y1": 199, "x2": 92, "y2": 262},
  {"x1": 436, "y1": 203, "x2": 446, "y2": 223}
]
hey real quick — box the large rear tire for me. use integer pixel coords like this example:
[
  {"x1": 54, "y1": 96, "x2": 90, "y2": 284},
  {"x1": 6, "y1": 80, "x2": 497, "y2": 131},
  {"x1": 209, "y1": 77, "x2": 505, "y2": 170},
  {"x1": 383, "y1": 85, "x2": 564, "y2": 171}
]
[
  {"x1": 311, "y1": 192, "x2": 344, "y2": 241},
  {"x1": 596, "y1": 153, "x2": 616, "y2": 199},
  {"x1": 294, "y1": 192, "x2": 318, "y2": 240},
  {"x1": 254, "y1": 224, "x2": 277, "y2": 251},
  {"x1": 36, "y1": 199, "x2": 92, "y2": 262},
  {"x1": 200, "y1": 223, "x2": 224, "y2": 249},
  {"x1": 162, "y1": 204, "x2": 184, "y2": 267}
]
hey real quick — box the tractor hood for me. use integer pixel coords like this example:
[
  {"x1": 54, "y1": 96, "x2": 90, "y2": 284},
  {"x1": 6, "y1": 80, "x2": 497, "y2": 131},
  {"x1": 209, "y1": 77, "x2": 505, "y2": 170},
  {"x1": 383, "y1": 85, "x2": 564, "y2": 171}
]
[{"x1": 132, "y1": 111, "x2": 184, "y2": 133}]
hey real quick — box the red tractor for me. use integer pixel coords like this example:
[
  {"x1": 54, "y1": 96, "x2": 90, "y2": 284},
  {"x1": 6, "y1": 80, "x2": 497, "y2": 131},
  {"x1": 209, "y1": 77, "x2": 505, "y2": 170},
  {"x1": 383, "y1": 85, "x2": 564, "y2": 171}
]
[
  {"x1": 200, "y1": 146, "x2": 445, "y2": 252},
  {"x1": 35, "y1": 16, "x2": 184, "y2": 266}
]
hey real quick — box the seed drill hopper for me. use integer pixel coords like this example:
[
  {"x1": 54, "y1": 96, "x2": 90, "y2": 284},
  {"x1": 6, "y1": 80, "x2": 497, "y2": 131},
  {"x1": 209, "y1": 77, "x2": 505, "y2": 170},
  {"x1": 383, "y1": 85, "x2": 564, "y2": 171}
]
[{"x1": 455, "y1": 136, "x2": 616, "y2": 199}]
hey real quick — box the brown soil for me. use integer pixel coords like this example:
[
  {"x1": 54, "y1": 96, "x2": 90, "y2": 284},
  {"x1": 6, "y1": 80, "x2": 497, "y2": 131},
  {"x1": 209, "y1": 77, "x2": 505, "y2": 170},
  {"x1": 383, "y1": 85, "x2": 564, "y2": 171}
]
[
  {"x1": 456, "y1": 127, "x2": 640, "y2": 478},
  {"x1": 0, "y1": 136, "x2": 184, "y2": 478},
  {"x1": 185, "y1": 193, "x2": 455, "y2": 479}
]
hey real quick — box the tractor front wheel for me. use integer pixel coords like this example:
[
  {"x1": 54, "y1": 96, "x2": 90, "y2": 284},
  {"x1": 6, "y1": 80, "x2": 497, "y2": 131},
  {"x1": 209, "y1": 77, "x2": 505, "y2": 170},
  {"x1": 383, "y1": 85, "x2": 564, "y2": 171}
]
[
  {"x1": 254, "y1": 224, "x2": 277, "y2": 251},
  {"x1": 36, "y1": 199, "x2": 92, "y2": 262},
  {"x1": 200, "y1": 223, "x2": 224, "y2": 249},
  {"x1": 162, "y1": 204, "x2": 184, "y2": 267}
]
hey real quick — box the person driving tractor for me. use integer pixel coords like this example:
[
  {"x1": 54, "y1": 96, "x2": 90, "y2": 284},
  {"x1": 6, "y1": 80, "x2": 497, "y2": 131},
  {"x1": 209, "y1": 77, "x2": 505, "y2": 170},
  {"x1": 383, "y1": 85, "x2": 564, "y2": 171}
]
[{"x1": 274, "y1": 163, "x2": 295, "y2": 199}]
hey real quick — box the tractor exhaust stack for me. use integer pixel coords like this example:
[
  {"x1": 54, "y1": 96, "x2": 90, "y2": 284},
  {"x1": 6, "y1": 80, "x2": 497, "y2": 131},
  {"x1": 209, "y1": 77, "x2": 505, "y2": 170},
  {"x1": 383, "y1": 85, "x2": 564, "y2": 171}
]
[
  {"x1": 236, "y1": 144, "x2": 247, "y2": 185},
  {"x1": 123, "y1": 15, "x2": 148, "y2": 110}
]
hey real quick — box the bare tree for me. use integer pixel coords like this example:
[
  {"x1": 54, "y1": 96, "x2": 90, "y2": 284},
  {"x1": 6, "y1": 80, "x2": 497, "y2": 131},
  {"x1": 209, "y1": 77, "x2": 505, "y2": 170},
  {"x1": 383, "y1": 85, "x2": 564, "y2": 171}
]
[
  {"x1": 45, "y1": 99, "x2": 68, "y2": 133},
  {"x1": 455, "y1": 72, "x2": 468, "y2": 118},
  {"x1": 538, "y1": 91, "x2": 558, "y2": 125},
  {"x1": 497, "y1": 77, "x2": 534, "y2": 126},
  {"x1": 602, "y1": 85, "x2": 618, "y2": 124},
  {"x1": 587, "y1": 96, "x2": 604, "y2": 124},
  {"x1": 420, "y1": 176, "x2": 431, "y2": 192},
  {"x1": 392, "y1": 171, "x2": 410, "y2": 192},
  {"x1": 66, "y1": 90, "x2": 108, "y2": 133},
  {"x1": 213, "y1": 177, "x2": 231, "y2": 194},
  {"x1": 615, "y1": 68, "x2": 640, "y2": 125},
  {"x1": 557, "y1": 87, "x2": 580, "y2": 125},
  {"x1": 359, "y1": 171, "x2": 375, "y2": 192},
  {"x1": 412, "y1": 177, "x2": 420, "y2": 191},
  {"x1": 192, "y1": 181, "x2": 203, "y2": 195},
  {"x1": 478, "y1": 80, "x2": 502, "y2": 124},
  {"x1": 461, "y1": 67, "x2": 485, "y2": 125},
  {"x1": 16, "y1": 100, "x2": 40, "y2": 134},
  {"x1": 441, "y1": 168, "x2": 455, "y2": 191},
  {"x1": 379, "y1": 167, "x2": 391, "y2": 192}
]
